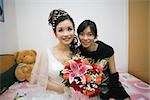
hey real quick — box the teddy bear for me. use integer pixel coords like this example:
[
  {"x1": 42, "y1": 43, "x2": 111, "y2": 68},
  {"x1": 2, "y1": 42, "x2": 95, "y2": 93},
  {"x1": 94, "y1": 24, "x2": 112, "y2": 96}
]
[{"x1": 15, "y1": 49, "x2": 37, "y2": 82}]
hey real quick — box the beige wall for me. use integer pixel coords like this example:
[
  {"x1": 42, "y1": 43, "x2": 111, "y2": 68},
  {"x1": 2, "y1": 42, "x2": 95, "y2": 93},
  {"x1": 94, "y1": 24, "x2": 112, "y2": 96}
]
[
  {"x1": 148, "y1": 0, "x2": 150, "y2": 81},
  {"x1": 129, "y1": 0, "x2": 149, "y2": 83},
  {"x1": 148, "y1": 0, "x2": 150, "y2": 83}
]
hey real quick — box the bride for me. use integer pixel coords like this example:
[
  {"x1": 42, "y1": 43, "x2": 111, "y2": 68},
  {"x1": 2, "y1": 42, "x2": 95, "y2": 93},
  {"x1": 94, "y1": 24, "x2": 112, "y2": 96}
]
[
  {"x1": 29, "y1": 9, "x2": 99, "y2": 100},
  {"x1": 29, "y1": 9, "x2": 76, "y2": 100}
]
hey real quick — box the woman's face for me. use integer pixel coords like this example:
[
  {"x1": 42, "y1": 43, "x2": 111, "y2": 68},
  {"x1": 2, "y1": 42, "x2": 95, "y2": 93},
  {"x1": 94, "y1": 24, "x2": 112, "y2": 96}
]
[
  {"x1": 79, "y1": 26, "x2": 95, "y2": 48},
  {"x1": 55, "y1": 19, "x2": 75, "y2": 45}
]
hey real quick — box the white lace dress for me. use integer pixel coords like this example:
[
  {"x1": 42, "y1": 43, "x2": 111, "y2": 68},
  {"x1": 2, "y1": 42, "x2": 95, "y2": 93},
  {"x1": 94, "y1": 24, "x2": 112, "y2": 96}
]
[
  {"x1": 29, "y1": 48, "x2": 70, "y2": 100},
  {"x1": 31, "y1": 49, "x2": 99, "y2": 100}
]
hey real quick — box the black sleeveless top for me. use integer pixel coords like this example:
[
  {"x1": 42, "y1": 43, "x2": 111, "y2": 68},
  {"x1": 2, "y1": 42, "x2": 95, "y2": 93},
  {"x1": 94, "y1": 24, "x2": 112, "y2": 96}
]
[
  {"x1": 77, "y1": 41, "x2": 130, "y2": 99},
  {"x1": 78, "y1": 40, "x2": 114, "y2": 61}
]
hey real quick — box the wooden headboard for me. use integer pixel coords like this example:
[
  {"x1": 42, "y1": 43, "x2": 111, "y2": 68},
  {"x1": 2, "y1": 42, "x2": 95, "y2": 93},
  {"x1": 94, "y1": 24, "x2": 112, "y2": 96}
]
[{"x1": 0, "y1": 54, "x2": 15, "y2": 74}]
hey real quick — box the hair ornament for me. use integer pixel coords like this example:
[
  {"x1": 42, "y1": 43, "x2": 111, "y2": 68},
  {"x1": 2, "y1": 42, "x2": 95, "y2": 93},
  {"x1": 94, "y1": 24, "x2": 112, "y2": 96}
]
[{"x1": 48, "y1": 9, "x2": 68, "y2": 29}]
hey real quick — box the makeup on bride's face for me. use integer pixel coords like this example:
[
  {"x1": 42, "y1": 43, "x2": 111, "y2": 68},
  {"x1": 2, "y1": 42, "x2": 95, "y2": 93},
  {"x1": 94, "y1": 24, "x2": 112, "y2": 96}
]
[{"x1": 55, "y1": 19, "x2": 75, "y2": 45}]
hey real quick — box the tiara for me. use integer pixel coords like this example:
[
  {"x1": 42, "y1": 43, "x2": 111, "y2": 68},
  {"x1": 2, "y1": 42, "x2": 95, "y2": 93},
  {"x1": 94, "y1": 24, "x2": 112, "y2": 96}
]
[{"x1": 49, "y1": 9, "x2": 68, "y2": 29}]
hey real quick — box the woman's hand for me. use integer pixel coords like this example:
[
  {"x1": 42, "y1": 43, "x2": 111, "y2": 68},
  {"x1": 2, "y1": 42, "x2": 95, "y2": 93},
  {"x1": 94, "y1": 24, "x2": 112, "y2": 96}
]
[
  {"x1": 124, "y1": 97, "x2": 131, "y2": 100},
  {"x1": 109, "y1": 97, "x2": 131, "y2": 100},
  {"x1": 47, "y1": 79, "x2": 64, "y2": 94},
  {"x1": 109, "y1": 98, "x2": 115, "y2": 100},
  {"x1": 56, "y1": 85, "x2": 65, "y2": 94}
]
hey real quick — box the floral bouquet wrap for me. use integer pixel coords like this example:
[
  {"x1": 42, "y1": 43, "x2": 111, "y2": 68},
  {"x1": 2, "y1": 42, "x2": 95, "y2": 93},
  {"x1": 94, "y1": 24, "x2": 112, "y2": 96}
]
[{"x1": 60, "y1": 55, "x2": 108, "y2": 98}]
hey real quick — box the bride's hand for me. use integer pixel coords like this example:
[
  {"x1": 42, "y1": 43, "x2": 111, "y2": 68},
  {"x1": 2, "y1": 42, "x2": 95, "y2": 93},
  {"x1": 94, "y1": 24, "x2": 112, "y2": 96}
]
[
  {"x1": 57, "y1": 85, "x2": 65, "y2": 94},
  {"x1": 47, "y1": 79, "x2": 65, "y2": 94}
]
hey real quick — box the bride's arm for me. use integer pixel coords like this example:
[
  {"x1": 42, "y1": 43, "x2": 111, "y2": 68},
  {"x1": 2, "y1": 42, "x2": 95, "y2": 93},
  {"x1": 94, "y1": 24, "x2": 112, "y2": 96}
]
[
  {"x1": 30, "y1": 50, "x2": 65, "y2": 93},
  {"x1": 41, "y1": 51, "x2": 65, "y2": 93}
]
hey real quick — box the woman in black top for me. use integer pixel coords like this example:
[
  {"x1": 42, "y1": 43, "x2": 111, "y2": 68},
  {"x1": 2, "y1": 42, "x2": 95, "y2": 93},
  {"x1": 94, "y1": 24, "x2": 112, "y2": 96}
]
[{"x1": 77, "y1": 20, "x2": 130, "y2": 100}]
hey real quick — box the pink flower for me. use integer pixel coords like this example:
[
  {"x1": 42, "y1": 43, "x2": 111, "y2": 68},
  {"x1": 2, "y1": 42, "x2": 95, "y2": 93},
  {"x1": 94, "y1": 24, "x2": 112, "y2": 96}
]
[{"x1": 69, "y1": 60, "x2": 91, "y2": 84}]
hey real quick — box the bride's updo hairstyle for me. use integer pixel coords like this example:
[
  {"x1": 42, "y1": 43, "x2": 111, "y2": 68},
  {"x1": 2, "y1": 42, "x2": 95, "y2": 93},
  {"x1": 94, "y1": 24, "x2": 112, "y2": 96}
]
[
  {"x1": 48, "y1": 9, "x2": 75, "y2": 33},
  {"x1": 48, "y1": 9, "x2": 78, "y2": 54}
]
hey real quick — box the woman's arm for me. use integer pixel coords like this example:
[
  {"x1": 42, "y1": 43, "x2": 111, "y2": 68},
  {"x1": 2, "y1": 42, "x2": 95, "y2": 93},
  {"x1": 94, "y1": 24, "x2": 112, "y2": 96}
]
[
  {"x1": 109, "y1": 54, "x2": 117, "y2": 74},
  {"x1": 41, "y1": 51, "x2": 65, "y2": 93},
  {"x1": 31, "y1": 50, "x2": 68, "y2": 94},
  {"x1": 30, "y1": 50, "x2": 65, "y2": 94},
  {"x1": 108, "y1": 54, "x2": 130, "y2": 100}
]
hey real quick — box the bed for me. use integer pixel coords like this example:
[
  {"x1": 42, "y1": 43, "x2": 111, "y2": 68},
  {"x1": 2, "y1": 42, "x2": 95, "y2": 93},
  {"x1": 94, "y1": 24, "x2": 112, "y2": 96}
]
[
  {"x1": 0, "y1": 73, "x2": 149, "y2": 100},
  {"x1": 119, "y1": 73, "x2": 150, "y2": 100}
]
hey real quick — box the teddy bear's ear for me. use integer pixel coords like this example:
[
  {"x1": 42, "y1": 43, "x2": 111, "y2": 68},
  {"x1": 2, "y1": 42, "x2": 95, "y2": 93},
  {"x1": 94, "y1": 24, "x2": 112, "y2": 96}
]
[
  {"x1": 31, "y1": 49, "x2": 37, "y2": 56},
  {"x1": 15, "y1": 51, "x2": 19, "y2": 60},
  {"x1": 15, "y1": 51, "x2": 20, "y2": 63}
]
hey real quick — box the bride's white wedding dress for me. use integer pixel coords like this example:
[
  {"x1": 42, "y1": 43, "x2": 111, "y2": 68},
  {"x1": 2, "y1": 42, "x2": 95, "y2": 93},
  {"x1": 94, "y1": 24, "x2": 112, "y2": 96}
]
[
  {"x1": 29, "y1": 48, "x2": 70, "y2": 100},
  {"x1": 31, "y1": 49, "x2": 99, "y2": 100}
]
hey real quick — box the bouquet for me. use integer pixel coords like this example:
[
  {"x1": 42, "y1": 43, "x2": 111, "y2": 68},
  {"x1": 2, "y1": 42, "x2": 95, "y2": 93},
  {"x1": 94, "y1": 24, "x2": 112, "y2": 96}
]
[{"x1": 59, "y1": 55, "x2": 108, "y2": 97}]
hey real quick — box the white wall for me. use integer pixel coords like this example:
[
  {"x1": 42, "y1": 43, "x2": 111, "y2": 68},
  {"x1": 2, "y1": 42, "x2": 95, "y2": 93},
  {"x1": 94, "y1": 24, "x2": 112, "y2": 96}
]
[
  {"x1": 0, "y1": 0, "x2": 18, "y2": 54},
  {"x1": 3, "y1": 0, "x2": 127, "y2": 72}
]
